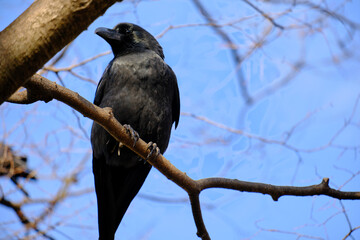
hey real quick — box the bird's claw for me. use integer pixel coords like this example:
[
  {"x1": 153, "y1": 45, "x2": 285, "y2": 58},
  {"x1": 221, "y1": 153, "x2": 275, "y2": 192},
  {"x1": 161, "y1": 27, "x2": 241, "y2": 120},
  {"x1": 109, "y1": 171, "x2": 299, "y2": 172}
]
[
  {"x1": 116, "y1": 125, "x2": 138, "y2": 156},
  {"x1": 144, "y1": 142, "x2": 160, "y2": 163},
  {"x1": 117, "y1": 142, "x2": 124, "y2": 156},
  {"x1": 123, "y1": 124, "x2": 139, "y2": 147}
]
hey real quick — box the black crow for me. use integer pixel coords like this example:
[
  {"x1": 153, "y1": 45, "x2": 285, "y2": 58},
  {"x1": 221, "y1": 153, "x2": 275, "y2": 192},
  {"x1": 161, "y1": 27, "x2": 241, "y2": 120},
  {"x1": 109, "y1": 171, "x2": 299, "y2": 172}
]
[{"x1": 91, "y1": 23, "x2": 180, "y2": 239}]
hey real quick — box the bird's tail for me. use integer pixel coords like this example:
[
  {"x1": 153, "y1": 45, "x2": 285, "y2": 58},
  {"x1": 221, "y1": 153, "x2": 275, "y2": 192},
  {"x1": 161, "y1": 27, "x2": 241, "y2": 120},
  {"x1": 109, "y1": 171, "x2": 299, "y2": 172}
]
[{"x1": 93, "y1": 157, "x2": 151, "y2": 240}]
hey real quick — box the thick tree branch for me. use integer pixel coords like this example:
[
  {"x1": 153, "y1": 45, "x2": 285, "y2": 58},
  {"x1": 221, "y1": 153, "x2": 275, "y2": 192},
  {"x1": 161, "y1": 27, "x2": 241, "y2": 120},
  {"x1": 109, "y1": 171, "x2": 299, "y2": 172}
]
[
  {"x1": 6, "y1": 74, "x2": 360, "y2": 240},
  {"x1": 0, "y1": 0, "x2": 120, "y2": 105},
  {"x1": 7, "y1": 88, "x2": 52, "y2": 104},
  {"x1": 18, "y1": 74, "x2": 197, "y2": 192}
]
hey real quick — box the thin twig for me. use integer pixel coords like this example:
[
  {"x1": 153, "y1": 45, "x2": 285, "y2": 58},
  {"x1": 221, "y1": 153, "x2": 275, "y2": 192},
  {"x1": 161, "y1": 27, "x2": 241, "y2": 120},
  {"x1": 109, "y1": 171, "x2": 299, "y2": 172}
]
[
  {"x1": 192, "y1": 0, "x2": 252, "y2": 104},
  {"x1": 242, "y1": 0, "x2": 285, "y2": 29}
]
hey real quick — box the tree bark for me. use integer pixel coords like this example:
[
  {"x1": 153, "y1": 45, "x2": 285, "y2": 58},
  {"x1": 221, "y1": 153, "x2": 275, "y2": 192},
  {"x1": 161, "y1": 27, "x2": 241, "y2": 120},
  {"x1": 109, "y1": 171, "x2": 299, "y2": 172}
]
[{"x1": 0, "y1": 0, "x2": 120, "y2": 105}]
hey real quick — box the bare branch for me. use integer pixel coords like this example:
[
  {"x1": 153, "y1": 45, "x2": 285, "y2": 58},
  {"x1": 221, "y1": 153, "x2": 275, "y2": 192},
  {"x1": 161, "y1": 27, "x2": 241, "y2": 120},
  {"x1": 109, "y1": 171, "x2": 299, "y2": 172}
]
[
  {"x1": 41, "y1": 50, "x2": 111, "y2": 85},
  {"x1": 0, "y1": 0, "x2": 120, "y2": 104},
  {"x1": 7, "y1": 88, "x2": 52, "y2": 104},
  {"x1": 242, "y1": 0, "x2": 285, "y2": 29},
  {"x1": 192, "y1": 0, "x2": 252, "y2": 104},
  {"x1": 189, "y1": 193, "x2": 210, "y2": 240},
  {"x1": 43, "y1": 51, "x2": 111, "y2": 73},
  {"x1": 0, "y1": 196, "x2": 54, "y2": 239},
  {"x1": 343, "y1": 226, "x2": 360, "y2": 240},
  {"x1": 197, "y1": 177, "x2": 360, "y2": 201},
  {"x1": 10, "y1": 74, "x2": 359, "y2": 240},
  {"x1": 182, "y1": 104, "x2": 360, "y2": 154}
]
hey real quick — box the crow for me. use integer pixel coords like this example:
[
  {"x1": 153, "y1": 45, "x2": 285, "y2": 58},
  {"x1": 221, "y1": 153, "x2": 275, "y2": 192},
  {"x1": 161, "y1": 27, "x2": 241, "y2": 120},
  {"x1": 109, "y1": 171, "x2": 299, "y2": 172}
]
[
  {"x1": 91, "y1": 23, "x2": 180, "y2": 239},
  {"x1": 0, "y1": 142, "x2": 36, "y2": 196}
]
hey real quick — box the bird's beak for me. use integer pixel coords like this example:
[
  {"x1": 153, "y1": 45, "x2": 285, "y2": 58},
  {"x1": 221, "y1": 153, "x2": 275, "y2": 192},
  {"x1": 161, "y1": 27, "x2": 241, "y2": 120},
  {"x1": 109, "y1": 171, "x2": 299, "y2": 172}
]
[{"x1": 95, "y1": 27, "x2": 123, "y2": 43}]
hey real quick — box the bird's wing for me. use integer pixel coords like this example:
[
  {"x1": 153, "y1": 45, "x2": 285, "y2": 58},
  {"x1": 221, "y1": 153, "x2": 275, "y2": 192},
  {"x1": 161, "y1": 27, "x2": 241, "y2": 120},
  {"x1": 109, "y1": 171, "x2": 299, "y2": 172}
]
[
  {"x1": 167, "y1": 65, "x2": 180, "y2": 128},
  {"x1": 93, "y1": 61, "x2": 114, "y2": 106},
  {"x1": 93, "y1": 76, "x2": 106, "y2": 106}
]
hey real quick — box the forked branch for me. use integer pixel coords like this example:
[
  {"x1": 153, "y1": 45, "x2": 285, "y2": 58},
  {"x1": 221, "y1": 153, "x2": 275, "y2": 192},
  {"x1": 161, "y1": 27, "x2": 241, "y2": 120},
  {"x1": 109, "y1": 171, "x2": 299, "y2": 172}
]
[{"x1": 6, "y1": 74, "x2": 360, "y2": 240}]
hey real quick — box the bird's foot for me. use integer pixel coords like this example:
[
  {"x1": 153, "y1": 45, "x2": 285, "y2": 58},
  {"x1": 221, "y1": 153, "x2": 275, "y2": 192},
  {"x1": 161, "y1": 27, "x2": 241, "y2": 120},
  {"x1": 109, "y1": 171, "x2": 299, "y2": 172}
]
[
  {"x1": 144, "y1": 142, "x2": 160, "y2": 163},
  {"x1": 123, "y1": 124, "x2": 139, "y2": 147},
  {"x1": 116, "y1": 125, "x2": 138, "y2": 156},
  {"x1": 117, "y1": 142, "x2": 124, "y2": 156}
]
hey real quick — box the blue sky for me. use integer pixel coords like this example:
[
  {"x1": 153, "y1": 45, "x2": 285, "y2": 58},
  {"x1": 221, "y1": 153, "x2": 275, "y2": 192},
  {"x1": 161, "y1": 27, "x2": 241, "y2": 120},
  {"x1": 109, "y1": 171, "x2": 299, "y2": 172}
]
[{"x1": 1, "y1": 0, "x2": 360, "y2": 239}]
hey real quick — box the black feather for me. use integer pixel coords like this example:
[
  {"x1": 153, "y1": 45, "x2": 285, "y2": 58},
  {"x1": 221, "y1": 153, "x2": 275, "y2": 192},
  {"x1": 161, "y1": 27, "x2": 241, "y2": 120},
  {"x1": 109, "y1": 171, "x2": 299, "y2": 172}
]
[{"x1": 91, "y1": 23, "x2": 180, "y2": 239}]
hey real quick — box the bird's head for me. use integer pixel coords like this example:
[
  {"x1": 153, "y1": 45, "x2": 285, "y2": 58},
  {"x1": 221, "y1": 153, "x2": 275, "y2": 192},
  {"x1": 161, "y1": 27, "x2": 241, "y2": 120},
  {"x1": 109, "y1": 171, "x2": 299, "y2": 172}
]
[{"x1": 95, "y1": 23, "x2": 164, "y2": 59}]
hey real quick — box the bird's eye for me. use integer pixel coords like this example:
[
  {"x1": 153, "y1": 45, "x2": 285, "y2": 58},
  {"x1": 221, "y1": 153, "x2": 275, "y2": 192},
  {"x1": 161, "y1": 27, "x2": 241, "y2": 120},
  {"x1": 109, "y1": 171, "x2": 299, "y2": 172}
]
[{"x1": 117, "y1": 27, "x2": 132, "y2": 35}]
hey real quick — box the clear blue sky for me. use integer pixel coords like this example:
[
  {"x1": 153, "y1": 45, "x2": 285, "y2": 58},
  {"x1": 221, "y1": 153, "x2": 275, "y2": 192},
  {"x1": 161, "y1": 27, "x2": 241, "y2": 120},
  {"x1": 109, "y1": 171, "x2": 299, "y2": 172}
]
[{"x1": 1, "y1": 0, "x2": 360, "y2": 239}]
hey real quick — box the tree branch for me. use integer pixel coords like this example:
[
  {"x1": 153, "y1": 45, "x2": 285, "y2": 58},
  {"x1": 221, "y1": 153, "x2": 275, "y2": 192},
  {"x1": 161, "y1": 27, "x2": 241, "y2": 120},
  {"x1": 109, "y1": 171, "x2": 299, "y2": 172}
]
[
  {"x1": 7, "y1": 88, "x2": 53, "y2": 104},
  {"x1": 6, "y1": 74, "x2": 360, "y2": 240},
  {"x1": 192, "y1": 0, "x2": 252, "y2": 104},
  {"x1": 0, "y1": 0, "x2": 120, "y2": 105},
  {"x1": 0, "y1": 196, "x2": 54, "y2": 239},
  {"x1": 197, "y1": 177, "x2": 360, "y2": 201},
  {"x1": 242, "y1": 0, "x2": 285, "y2": 29},
  {"x1": 189, "y1": 193, "x2": 210, "y2": 240}
]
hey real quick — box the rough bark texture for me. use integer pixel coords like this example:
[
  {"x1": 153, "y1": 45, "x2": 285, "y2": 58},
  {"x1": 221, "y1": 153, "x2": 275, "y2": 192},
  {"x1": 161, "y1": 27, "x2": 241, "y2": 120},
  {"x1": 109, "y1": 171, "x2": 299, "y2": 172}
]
[{"x1": 0, "y1": 0, "x2": 120, "y2": 105}]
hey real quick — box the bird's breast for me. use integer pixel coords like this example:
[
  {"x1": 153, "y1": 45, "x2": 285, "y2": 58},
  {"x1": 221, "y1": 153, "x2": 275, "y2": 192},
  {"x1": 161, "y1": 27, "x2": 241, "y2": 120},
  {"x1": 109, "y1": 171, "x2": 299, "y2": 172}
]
[{"x1": 97, "y1": 52, "x2": 173, "y2": 165}]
